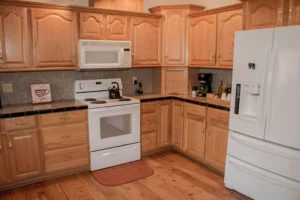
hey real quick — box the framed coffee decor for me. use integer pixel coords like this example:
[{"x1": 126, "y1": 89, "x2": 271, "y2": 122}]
[{"x1": 30, "y1": 83, "x2": 52, "y2": 104}]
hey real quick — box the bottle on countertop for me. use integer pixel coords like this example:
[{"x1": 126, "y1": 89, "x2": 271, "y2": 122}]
[
  {"x1": 217, "y1": 79, "x2": 224, "y2": 98},
  {"x1": 138, "y1": 82, "x2": 143, "y2": 94}
]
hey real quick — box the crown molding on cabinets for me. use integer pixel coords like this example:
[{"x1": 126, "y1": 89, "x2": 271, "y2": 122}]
[
  {"x1": 149, "y1": 4, "x2": 206, "y2": 14},
  {"x1": 188, "y1": 3, "x2": 243, "y2": 17}
]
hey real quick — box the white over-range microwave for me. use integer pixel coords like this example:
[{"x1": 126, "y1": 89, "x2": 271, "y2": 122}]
[{"x1": 79, "y1": 40, "x2": 131, "y2": 70}]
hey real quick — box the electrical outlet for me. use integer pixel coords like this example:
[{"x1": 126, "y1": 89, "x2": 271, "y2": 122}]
[
  {"x1": 3, "y1": 84, "x2": 13, "y2": 93},
  {"x1": 133, "y1": 77, "x2": 137, "y2": 85}
]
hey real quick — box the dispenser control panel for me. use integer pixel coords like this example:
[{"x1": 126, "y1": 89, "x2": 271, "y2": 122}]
[{"x1": 234, "y1": 84, "x2": 241, "y2": 115}]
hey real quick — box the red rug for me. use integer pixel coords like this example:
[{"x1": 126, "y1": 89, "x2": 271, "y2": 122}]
[{"x1": 92, "y1": 160, "x2": 154, "y2": 186}]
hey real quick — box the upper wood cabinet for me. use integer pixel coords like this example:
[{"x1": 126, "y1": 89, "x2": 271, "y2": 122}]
[
  {"x1": 150, "y1": 5, "x2": 205, "y2": 66},
  {"x1": 157, "y1": 100, "x2": 172, "y2": 148},
  {"x1": 217, "y1": 9, "x2": 243, "y2": 67},
  {"x1": 189, "y1": 14, "x2": 217, "y2": 66},
  {"x1": 289, "y1": 0, "x2": 300, "y2": 25},
  {"x1": 0, "y1": 135, "x2": 8, "y2": 184},
  {"x1": 106, "y1": 15, "x2": 129, "y2": 40},
  {"x1": 93, "y1": 0, "x2": 143, "y2": 12},
  {"x1": 172, "y1": 101, "x2": 184, "y2": 150},
  {"x1": 0, "y1": 6, "x2": 30, "y2": 69},
  {"x1": 31, "y1": 8, "x2": 78, "y2": 68},
  {"x1": 7, "y1": 129, "x2": 42, "y2": 180},
  {"x1": 241, "y1": 0, "x2": 285, "y2": 29},
  {"x1": 80, "y1": 12, "x2": 105, "y2": 39},
  {"x1": 131, "y1": 17, "x2": 162, "y2": 67},
  {"x1": 161, "y1": 67, "x2": 188, "y2": 95}
]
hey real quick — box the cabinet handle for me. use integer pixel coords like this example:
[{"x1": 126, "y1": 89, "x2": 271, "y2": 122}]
[
  {"x1": 0, "y1": 50, "x2": 3, "y2": 66},
  {"x1": 15, "y1": 121, "x2": 28, "y2": 126},
  {"x1": 59, "y1": 116, "x2": 70, "y2": 121},
  {"x1": 108, "y1": 25, "x2": 110, "y2": 31},
  {"x1": 212, "y1": 53, "x2": 215, "y2": 60},
  {"x1": 0, "y1": 145, "x2": 2, "y2": 151},
  {"x1": 8, "y1": 142, "x2": 12, "y2": 148},
  {"x1": 165, "y1": 53, "x2": 168, "y2": 58},
  {"x1": 218, "y1": 54, "x2": 221, "y2": 58}
]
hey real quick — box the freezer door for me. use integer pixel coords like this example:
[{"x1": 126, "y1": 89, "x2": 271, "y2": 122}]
[
  {"x1": 230, "y1": 28, "x2": 274, "y2": 139},
  {"x1": 264, "y1": 26, "x2": 300, "y2": 149}
]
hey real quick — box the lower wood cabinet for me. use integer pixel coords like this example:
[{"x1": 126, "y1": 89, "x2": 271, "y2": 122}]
[
  {"x1": 0, "y1": 136, "x2": 8, "y2": 183},
  {"x1": 172, "y1": 101, "x2": 184, "y2": 149},
  {"x1": 7, "y1": 129, "x2": 42, "y2": 181},
  {"x1": 141, "y1": 132, "x2": 157, "y2": 153},
  {"x1": 157, "y1": 100, "x2": 172, "y2": 147}
]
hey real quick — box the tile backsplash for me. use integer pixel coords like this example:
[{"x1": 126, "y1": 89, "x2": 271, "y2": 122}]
[{"x1": 0, "y1": 68, "x2": 153, "y2": 106}]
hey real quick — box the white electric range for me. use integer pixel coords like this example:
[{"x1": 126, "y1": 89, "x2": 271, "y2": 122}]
[{"x1": 75, "y1": 78, "x2": 141, "y2": 171}]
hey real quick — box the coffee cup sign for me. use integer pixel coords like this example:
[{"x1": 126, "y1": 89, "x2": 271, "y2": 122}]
[{"x1": 31, "y1": 84, "x2": 52, "y2": 104}]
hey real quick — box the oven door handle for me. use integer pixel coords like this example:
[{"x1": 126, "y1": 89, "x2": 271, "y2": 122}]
[{"x1": 88, "y1": 104, "x2": 140, "y2": 113}]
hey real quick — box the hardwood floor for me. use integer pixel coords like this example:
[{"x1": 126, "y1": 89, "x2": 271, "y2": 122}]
[{"x1": 0, "y1": 152, "x2": 251, "y2": 200}]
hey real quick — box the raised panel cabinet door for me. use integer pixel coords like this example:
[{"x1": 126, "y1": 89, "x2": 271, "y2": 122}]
[
  {"x1": 80, "y1": 12, "x2": 106, "y2": 39},
  {"x1": 0, "y1": 6, "x2": 30, "y2": 69},
  {"x1": 7, "y1": 129, "x2": 42, "y2": 180},
  {"x1": 131, "y1": 17, "x2": 161, "y2": 66},
  {"x1": 141, "y1": 132, "x2": 158, "y2": 154},
  {"x1": 289, "y1": 0, "x2": 300, "y2": 25},
  {"x1": 205, "y1": 121, "x2": 229, "y2": 172},
  {"x1": 243, "y1": 0, "x2": 285, "y2": 29},
  {"x1": 31, "y1": 9, "x2": 78, "y2": 68},
  {"x1": 0, "y1": 136, "x2": 8, "y2": 183},
  {"x1": 164, "y1": 9, "x2": 186, "y2": 65},
  {"x1": 107, "y1": 15, "x2": 129, "y2": 40},
  {"x1": 217, "y1": 9, "x2": 243, "y2": 67},
  {"x1": 189, "y1": 14, "x2": 217, "y2": 66},
  {"x1": 183, "y1": 112, "x2": 206, "y2": 161},
  {"x1": 157, "y1": 101, "x2": 172, "y2": 148},
  {"x1": 172, "y1": 101, "x2": 184, "y2": 149}
]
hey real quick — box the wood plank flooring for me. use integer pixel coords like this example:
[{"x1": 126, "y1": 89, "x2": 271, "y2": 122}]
[{"x1": 0, "y1": 152, "x2": 251, "y2": 200}]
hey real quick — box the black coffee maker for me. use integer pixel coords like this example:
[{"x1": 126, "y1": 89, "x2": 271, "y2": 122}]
[{"x1": 198, "y1": 73, "x2": 212, "y2": 97}]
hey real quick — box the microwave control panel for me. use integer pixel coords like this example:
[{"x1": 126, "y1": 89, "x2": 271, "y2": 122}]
[{"x1": 123, "y1": 48, "x2": 131, "y2": 67}]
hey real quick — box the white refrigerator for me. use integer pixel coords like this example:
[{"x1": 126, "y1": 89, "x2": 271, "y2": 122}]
[{"x1": 225, "y1": 26, "x2": 300, "y2": 200}]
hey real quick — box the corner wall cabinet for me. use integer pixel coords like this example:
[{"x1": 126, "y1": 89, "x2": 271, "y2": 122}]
[{"x1": 288, "y1": 0, "x2": 300, "y2": 25}]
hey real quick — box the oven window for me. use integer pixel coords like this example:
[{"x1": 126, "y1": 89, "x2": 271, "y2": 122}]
[
  {"x1": 100, "y1": 114, "x2": 131, "y2": 139},
  {"x1": 85, "y1": 51, "x2": 119, "y2": 64}
]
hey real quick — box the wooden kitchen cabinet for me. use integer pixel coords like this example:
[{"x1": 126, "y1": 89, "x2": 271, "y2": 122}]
[
  {"x1": 217, "y1": 9, "x2": 243, "y2": 67},
  {"x1": 93, "y1": 0, "x2": 143, "y2": 12},
  {"x1": 31, "y1": 8, "x2": 78, "y2": 68},
  {"x1": 7, "y1": 129, "x2": 42, "y2": 180},
  {"x1": 289, "y1": 0, "x2": 300, "y2": 25},
  {"x1": 157, "y1": 100, "x2": 172, "y2": 148},
  {"x1": 0, "y1": 135, "x2": 8, "y2": 184},
  {"x1": 189, "y1": 14, "x2": 217, "y2": 66},
  {"x1": 0, "y1": 5, "x2": 30, "y2": 70},
  {"x1": 205, "y1": 108, "x2": 229, "y2": 172},
  {"x1": 161, "y1": 67, "x2": 188, "y2": 95},
  {"x1": 183, "y1": 103, "x2": 206, "y2": 161},
  {"x1": 131, "y1": 17, "x2": 162, "y2": 67},
  {"x1": 241, "y1": 0, "x2": 285, "y2": 29},
  {"x1": 106, "y1": 15, "x2": 129, "y2": 40},
  {"x1": 80, "y1": 12, "x2": 106, "y2": 39},
  {"x1": 172, "y1": 101, "x2": 184, "y2": 150}
]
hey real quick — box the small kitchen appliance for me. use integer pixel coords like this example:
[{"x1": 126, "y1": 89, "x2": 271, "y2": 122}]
[
  {"x1": 108, "y1": 82, "x2": 121, "y2": 99},
  {"x1": 197, "y1": 73, "x2": 212, "y2": 97},
  {"x1": 75, "y1": 78, "x2": 140, "y2": 171}
]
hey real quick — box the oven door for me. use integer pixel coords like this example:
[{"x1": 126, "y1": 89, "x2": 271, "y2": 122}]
[
  {"x1": 80, "y1": 47, "x2": 124, "y2": 69},
  {"x1": 88, "y1": 104, "x2": 140, "y2": 152}
]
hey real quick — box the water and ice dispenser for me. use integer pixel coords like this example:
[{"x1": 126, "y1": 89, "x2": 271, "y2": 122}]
[{"x1": 234, "y1": 83, "x2": 261, "y2": 122}]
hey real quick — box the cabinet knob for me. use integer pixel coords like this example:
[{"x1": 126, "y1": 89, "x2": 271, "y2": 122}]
[
  {"x1": 0, "y1": 50, "x2": 3, "y2": 65},
  {"x1": 212, "y1": 53, "x2": 215, "y2": 59},
  {"x1": 108, "y1": 25, "x2": 111, "y2": 30},
  {"x1": 9, "y1": 142, "x2": 12, "y2": 148},
  {"x1": 218, "y1": 54, "x2": 221, "y2": 58},
  {"x1": 165, "y1": 53, "x2": 168, "y2": 58}
]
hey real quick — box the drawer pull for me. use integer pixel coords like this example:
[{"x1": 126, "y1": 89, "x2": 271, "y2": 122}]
[
  {"x1": 15, "y1": 121, "x2": 29, "y2": 126},
  {"x1": 8, "y1": 142, "x2": 12, "y2": 148},
  {"x1": 59, "y1": 116, "x2": 70, "y2": 121},
  {"x1": 61, "y1": 135, "x2": 71, "y2": 139},
  {"x1": 65, "y1": 156, "x2": 72, "y2": 161}
]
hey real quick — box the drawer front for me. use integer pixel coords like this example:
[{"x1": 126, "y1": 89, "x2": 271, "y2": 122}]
[
  {"x1": 142, "y1": 132, "x2": 157, "y2": 153},
  {"x1": 5, "y1": 116, "x2": 37, "y2": 131},
  {"x1": 44, "y1": 145, "x2": 89, "y2": 173},
  {"x1": 141, "y1": 113, "x2": 156, "y2": 133},
  {"x1": 207, "y1": 108, "x2": 229, "y2": 124},
  {"x1": 184, "y1": 103, "x2": 206, "y2": 118},
  {"x1": 42, "y1": 122, "x2": 88, "y2": 151},
  {"x1": 141, "y1": 102, "x2": 156, "y2": 114},
  {"x1": 40, "y1": 110, "x2": 87, "y2": 126}
]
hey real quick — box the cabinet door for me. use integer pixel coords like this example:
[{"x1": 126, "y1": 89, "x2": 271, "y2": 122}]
[
  {"x1": 164, "y1": 9, "x2": 186, "y2": 65},
  {"x1": 189, "y1": 14, "x2": 217, "y2": 66},
  {"x1": 107, "y1": 15, "x2": 129, "y2": 40},
  {"x1": 172, "y1": 101, "x2": 184, "y2": 149},
  {"x1": 157, "y1": 101, "x2": 172, "y2": 148},
  {"x1": 289, "y1": 0, "x2": 300, "y2": 25},
  {"x1": 7, "y1": 129, "x2": 42, "y2": 180},
  {"x1": 80, "y1": 12, "x2": 105, "y2": 39},
  {"x1": 131, "y1": 17, "x2": 161, "y2": 66},
  {"x1": 217, "y1": 9, "x2": 243, "y2": 67},
  {"x1": 0, "y1": 6, "x2": 30, "y2": 69},
  {"x1": 0, "y1": 136, "x2": 8, "y2": 183},
  {"x1": 205, "y1": 121, "x2": 229, "y2": 172},
  {"x1": 31, "y1": 9, "x2": 78, "y2": 68},
  {"x1": 183, "y1": 112, "x2": 206, "y2": 160},
  {"x1": 161, "y1": 67, "x2": 188, "y2": 95},
  {"x1": 244, "y1": 0, "x2": 285, "y2": 30}
]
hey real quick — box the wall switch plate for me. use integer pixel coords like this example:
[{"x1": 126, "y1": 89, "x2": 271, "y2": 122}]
[
  {"x1": 3, "y1": 84, "x2": 13, "y2": 93},
  {"x1": 133, "y1": 77, "x2": 137, "y2": 85}
]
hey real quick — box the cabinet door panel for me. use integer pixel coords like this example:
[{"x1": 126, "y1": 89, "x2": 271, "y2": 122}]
[
  {"x1": 289, "y1": 0, "x2": 300, "y2": 25},
  {"x1": 0, "y1": 6, "x2": 30, "y2": 69},
  {"x1": 161, "y1": 67, "x2": 188, "y2": 95},
  {"x1": 31, "y1": 9, "x2": 78, "y2": 68},
  {"x1": 80, "y1": 12, "x2": 105, "y2": 39},
  {"x1": 107, "y1": 15, "x2": 129, "y2": 40},
  {"x1": 217, "y1": 9, "x2": 243, "y2": 67},
  {"x1": 131, "y1": 17, "x2": 161, "y2": 66},
  {"x1": 172, "y1": 101, "x2": 184, "y2": 149},
  {"x1": 0, "y1": 136, "x2": 8, "y2": 183},
  {"x1": 164, "y1": 9, "x2": 185, "y2": 65},
  {"x1": 189, "y1": 14, "x2": 217, "y2": 66},
  {"x1": 205, "y1": 121, "x2": 229, "y2": 172},
  {"x1": 141, "y1": 132, "x2": 157, "y2": 153},
  {"x1": 157, "y1": 101, "x2": 172, "y2": 147},
  {"x1": 244, "y1": 0, "x2": 285, "y2": 29},
  {"x1": 8, "y1": 129, "x2": 42, "y2": 180}
]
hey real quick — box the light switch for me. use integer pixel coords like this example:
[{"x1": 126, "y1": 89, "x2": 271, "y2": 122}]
[{"x1": 3, "y1": 84, "x2": 13, "y2": 93}]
